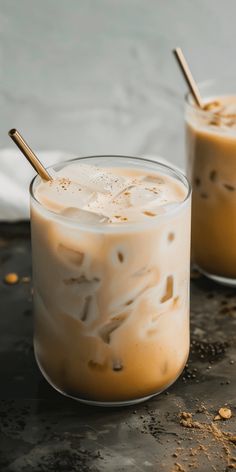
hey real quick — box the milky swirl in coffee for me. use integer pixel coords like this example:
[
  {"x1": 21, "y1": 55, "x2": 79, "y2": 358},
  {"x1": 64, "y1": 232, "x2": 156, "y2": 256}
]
[
  {"x1": 186, "y1": 95, "x2": 236, "y2": 279},
  {"x1": 35, "y1": 163, "x2": 187, "y2": 224},
  {"x1": 31, "y1": 158, "x2": 190, "y2": 403}
]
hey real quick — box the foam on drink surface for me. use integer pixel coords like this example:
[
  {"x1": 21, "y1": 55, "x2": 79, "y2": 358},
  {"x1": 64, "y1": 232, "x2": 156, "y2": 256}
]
[
  {"x1": 189, "y1": 95, "x2": 236, "y2": 133},
  {"x1": 35, "y1": 163, "x2": 187, "y2": 224}
]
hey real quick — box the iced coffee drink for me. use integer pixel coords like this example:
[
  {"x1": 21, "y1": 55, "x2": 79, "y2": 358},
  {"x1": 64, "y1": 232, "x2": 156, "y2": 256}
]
[
  {"x1": 186, "y1": 82, "x2": 236, "y2": 284},
  {"x1": 30, "y1": 155, "x2": 191, "y2": 405}
]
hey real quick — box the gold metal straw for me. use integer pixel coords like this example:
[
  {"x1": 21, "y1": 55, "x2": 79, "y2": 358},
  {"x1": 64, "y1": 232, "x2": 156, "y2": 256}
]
[
  {"x1": 173, "y1": 47, "x2": 204, "y2": 109},
  {"x1": 8, "y1": 129, "x2": 53, "y2": 181}
]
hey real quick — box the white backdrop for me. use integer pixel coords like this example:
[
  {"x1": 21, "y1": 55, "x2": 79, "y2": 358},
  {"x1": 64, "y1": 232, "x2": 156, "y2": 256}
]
[{"x1": 0, "y1": 0, "x2": 235, "y2": 219}]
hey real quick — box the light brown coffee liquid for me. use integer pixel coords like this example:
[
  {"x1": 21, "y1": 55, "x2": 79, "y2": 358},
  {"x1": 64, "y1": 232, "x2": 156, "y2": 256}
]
[
  {"x1": 186, "y1": 96, "x2": 236, "y2": 278},
  {"x1": 31, "y1": 162, "x2": 190, "y2": 402}
]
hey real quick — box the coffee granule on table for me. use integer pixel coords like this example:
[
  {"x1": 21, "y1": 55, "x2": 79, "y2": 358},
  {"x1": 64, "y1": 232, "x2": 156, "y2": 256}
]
[
  {"x1": 4, "y1": 272, "x2": 19, "y2": 284},
  {"x1": 190, "y1": 339, "x2": 228, "y2": 363},
  {"x1": 180, "y1": 412, "x2": 202, "y2": 430},
  {"x1": 21, "y1": 276, "x2": 30, "y2": 283},
  {"x1": 218, "y1": 407, "x2": 232, "y2": 420},
  {"x1": 171, "y1": 463, "x2": 186, "y2": 472},
  {"x1": 179, "y1": 409, "x2": 236, "y2": 469}
]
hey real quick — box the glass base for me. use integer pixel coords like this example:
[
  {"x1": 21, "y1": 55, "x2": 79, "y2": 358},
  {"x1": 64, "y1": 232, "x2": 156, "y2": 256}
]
[
  {"x1": 34, "y1": 346, "x2": 186, "y2": 407},
  {"x1": 73, "y1": 394, "x2": 157, "y2": 408},
  {"x1": 197, "y1": 266, "x2": 236, "y2": 287}
]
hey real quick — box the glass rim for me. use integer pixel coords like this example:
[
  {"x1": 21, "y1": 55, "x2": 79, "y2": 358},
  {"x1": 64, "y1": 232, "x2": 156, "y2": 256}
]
[
  {"x1": 185, "y1": 77, "x2": 236, "y2": 120},
  {"x1": 30, "y1": 154, "x2": 191, "y2": 233}
]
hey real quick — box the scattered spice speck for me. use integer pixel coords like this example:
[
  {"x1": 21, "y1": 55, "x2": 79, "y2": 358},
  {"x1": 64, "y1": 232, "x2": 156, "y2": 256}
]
[
  {"x1": 218, "y1": 407, "x2": 232, "y2": 420},
  {"x1": 143, "y1": 210, "x2": 156, "y2": 217},
  {"x1": 214, "y1": 415, "x2": 221, "y2": 421},
  {"x1": 21, "y1": 276, "x2": 30, "y2": 283},
  {"x1": 4, "y1": 273, "x2": 19, "y2": 285}
]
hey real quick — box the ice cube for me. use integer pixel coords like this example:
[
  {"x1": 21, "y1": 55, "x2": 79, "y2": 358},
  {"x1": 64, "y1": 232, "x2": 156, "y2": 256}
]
[
  {"x1": 112, "y1": 359, "x2": 123, "y2": 371},
  {"x1": 36, "y1": 178, "x2": 94, "y2": 212},
  {"x1": 61, "y1": 207, "x2": 110, "y2": 224},
  {"x1": 91, "y1": 171, "x2": 126, "y2": 196},
  {"x1": 58, "y1": 244, "x2": 84, "y2": 267},
  {"x1": 59, "y1": 163, "x2": 128, "y2": 197},
  {"x1": 142, "y1": 175, "x2": 165, "y2": 185},
  {"x1": 161, "y1": 202, "x2": 179, "y2": 213},
  {"x1": 129, "y1": 184, "x2": 161, "y2": 208},
  {"x1": 143, "y1": 200, "x2": 178, "y2": 215},
  {"x1": 61, "y1": 207, "x2": 84, "y2": 219},
  {"x1": 57, "y1": 163, "x2": 98, "y2": 185},
  {"x1": 223, "y1": 102, "x2": 236, "y2": 116}
]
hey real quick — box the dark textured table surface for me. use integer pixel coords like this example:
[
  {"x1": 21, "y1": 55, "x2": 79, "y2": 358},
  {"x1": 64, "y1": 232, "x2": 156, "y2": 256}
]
[{"x1": 0, "y1": 223, "x2": 236, "y2": 472}]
